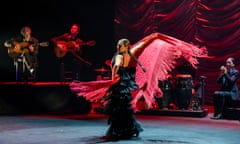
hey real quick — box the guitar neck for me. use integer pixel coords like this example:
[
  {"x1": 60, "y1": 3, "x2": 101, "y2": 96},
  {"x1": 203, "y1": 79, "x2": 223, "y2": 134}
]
[{"x1": 54, "y1": 40, "x2": 95, "y2": 58}]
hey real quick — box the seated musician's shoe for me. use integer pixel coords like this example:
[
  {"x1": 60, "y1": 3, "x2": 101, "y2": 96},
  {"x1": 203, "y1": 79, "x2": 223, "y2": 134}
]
[
  {"x1": 210, "y1": 113, "x2": 222, "y2": 120},
  {"x1": 30, "y1": 68, "x2": 35, "y2": 74}
]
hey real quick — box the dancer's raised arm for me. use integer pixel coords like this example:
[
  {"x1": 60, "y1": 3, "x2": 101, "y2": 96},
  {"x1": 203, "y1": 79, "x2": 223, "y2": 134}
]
[{"x1": 130, "y1": 33, "x2": 161, "y2": 58}]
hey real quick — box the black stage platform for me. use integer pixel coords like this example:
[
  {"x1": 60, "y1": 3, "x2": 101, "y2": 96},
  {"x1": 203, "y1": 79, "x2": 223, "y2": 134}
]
[
  {"x1": 0, "y1": 81, "x2": 208, "y2": 117},
  {"x1": 94, "y1": 107, "x2": 209, "y2": 118},
  {"x1": 0, "y1": 82, "x2": 92, "y2": 115},
  {"x1": 137, "y1": 108, "x2": 209, "y2": 117}
]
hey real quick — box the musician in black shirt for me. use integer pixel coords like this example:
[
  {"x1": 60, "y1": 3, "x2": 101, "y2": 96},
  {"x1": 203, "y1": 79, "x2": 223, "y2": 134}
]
[{"x1": 51, "y1": 23, "x2": 95, "y2": 81}]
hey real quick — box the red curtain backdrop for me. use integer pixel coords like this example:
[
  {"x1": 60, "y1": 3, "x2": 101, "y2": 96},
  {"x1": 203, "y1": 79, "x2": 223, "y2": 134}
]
[{"x1": 114, "y1": 0, "x2": 240, "y2": 104}]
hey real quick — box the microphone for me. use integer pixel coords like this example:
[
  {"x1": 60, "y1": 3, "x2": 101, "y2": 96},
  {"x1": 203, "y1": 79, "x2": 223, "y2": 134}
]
[
  {"x1": 128, "y1": 50, "x2": 147, "y2": 73},
  {"x1": 140, "y1": 65, "x2": 147, "y2": 73}
]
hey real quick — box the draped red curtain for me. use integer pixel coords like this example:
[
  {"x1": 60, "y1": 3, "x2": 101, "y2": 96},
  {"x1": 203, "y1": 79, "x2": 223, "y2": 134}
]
[{"x1": 114, "y1": 0, "x2": 240, "y2": 104}]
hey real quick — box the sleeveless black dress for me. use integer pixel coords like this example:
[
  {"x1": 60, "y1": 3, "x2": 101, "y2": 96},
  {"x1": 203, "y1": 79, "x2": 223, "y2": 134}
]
[{"x1": 104, "y1": 66, "x2": 143, "y2": 139}]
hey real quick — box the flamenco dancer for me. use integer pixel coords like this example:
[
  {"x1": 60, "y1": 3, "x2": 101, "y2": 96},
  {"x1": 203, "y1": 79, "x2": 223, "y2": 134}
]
[{"x1": 70, "y1": 32, "x2": 209, "y2": 140}]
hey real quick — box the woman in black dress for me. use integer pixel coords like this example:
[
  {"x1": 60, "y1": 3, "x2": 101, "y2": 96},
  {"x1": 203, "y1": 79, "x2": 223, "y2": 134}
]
[{"x1": 103, "y1": 34, "x2": 161, "y2": 139}]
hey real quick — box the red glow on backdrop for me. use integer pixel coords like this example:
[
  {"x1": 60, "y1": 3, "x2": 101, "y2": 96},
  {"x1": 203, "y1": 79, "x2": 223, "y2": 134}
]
[
  {"x1": 114, "y1": 0, "x2": 240, "y2": 104},
  {"x1": 114, "y1": 18, "x2": 121, "y2": 24}
]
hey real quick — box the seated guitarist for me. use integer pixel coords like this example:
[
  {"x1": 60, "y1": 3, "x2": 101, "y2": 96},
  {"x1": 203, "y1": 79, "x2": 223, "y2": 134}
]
[
  {"x1": 51, "y1": 23, "x2": 95, "y2": 81},
  {"x1": 4, "y1": 26, "x2": 39, "y2": 82}
]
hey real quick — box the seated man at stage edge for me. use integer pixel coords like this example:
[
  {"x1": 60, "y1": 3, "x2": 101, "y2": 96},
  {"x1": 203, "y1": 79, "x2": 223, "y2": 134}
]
[{"x1": 211, "y1": 57, "x2": 240, "y2": 120}]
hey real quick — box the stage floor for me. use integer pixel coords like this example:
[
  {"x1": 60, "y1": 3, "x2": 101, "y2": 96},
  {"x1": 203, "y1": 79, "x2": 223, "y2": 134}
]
[{"x1": 0, "y1": 112, "x2": 239, "y2": 144}]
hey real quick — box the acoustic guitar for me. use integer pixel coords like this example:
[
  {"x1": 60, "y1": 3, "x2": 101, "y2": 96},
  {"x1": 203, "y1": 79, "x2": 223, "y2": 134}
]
[
  {"x1": 54, "y1": 40, "x2": 96, "y2": 58},
  {"x1": 7, "y1": 41, "x2": 49, "y2": 58}
]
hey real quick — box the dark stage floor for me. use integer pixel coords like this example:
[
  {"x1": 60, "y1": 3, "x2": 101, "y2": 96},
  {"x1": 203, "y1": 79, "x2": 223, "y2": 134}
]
[{"x1": 0, "y1": 112, "x2": 239, "y2": 144}]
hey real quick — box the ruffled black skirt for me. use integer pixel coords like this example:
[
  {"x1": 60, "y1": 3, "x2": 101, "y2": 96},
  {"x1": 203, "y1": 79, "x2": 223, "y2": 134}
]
[{"x1": 104, "y1": 67, "x2": 143, "y2": 139}]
